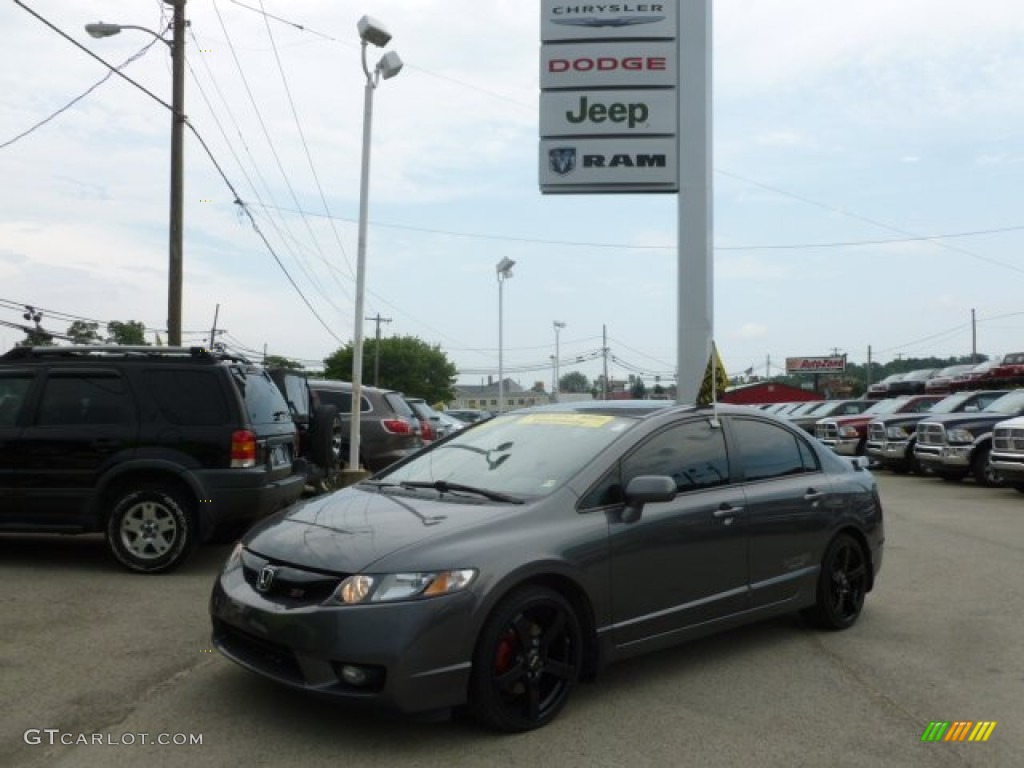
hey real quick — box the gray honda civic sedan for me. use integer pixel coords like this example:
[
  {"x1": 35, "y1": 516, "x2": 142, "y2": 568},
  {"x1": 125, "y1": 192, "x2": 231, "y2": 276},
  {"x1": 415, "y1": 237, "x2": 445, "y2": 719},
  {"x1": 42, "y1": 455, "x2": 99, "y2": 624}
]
[{"x1": 210, "y1": 401, "x2": 884, "y2": 732}]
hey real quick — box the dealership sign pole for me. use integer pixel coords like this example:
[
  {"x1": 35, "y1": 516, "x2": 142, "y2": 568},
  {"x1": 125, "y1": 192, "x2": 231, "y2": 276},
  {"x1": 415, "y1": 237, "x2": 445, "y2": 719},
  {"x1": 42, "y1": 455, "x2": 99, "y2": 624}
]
[{"x1": 539, "y1": 0, "x2": 711, "y2": 403}]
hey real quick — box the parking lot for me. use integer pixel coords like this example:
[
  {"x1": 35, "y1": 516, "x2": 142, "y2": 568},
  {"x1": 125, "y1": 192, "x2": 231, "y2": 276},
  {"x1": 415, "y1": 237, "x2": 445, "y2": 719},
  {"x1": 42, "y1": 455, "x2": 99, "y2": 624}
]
[{"x1": 2, "y1": 471, "x2": 1021, "y2": 768}]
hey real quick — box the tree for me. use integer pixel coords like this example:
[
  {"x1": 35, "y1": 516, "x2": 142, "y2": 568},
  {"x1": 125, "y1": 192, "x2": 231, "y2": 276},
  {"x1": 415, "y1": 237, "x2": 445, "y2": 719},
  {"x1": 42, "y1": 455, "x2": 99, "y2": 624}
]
[
  {"x1": 323, "y1": 335, "x2": 457, "y2": 404},
  {"x1": 67, "y1": 321, "x2": 101, "y2": 345},
  {"x1": 18, "y1": 327, "x2": 54, "y2": 347},
  {"x1": 264, "y1": 355, "x2": 304, "y2": 371},
  {"x1": 106, "y1": 321, "x2": 148, "y2": 346},
  {"x1": 560, "y1": 371, "x2": 590, "y2": 394},
  {"x1": 630, "y1": 377, "x2": 647, "y2": 399}
]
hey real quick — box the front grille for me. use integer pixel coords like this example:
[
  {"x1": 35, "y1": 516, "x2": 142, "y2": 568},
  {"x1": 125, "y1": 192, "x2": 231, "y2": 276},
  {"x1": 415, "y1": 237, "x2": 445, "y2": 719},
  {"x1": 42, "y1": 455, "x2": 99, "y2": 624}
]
[
  {"x1": 916, "y1": 423, "x2": 946, "y2": 446},
  {"x1": 993, "y1": 426, "x2": 1024, "y2": 453},
  {"x1": 241, "y1": 550, "x2": 345, "y2": 607},
  {"x1": 816, "y1": 423, "x2": 838, "y2": 440},
  {"x1": 867, "y1": 423, "x2": 886, "y2": 441}
]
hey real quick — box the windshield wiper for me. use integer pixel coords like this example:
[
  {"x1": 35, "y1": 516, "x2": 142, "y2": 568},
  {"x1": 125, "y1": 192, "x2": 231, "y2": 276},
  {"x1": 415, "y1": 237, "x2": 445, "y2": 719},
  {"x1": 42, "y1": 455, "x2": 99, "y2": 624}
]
[{"x1": 399, "y1": 480, "x2": 523, "y2": 504}]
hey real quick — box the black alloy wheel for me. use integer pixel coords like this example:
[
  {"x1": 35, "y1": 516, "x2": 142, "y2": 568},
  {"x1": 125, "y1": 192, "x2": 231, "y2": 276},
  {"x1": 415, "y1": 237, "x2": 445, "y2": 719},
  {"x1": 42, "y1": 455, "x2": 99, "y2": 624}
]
[
  {"x1": 106, "y1": 485, "x2": 196, "y2": 573},
  {"x1": 470, "y1": 586, "x2": 583, "y2": 732},
  {"x1": 802, "y1": 533, "x2": 868, "y2": 631}
]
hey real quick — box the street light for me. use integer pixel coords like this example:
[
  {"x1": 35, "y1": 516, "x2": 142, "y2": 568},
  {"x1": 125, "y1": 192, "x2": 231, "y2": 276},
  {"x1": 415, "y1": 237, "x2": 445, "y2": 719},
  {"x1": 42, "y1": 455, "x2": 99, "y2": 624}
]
[
  {"x1": 496, "y1": 257, "x2": 515, "y2": 414},
  {"x1": 347, "y1": 16, "x2": 403, "y2": 479},
  {"x1": 553, "y1": 320, "x2": 565, "y2": 402},
  {"x1": 85, "y1": 0, "x2": 186, "y2": 346}
]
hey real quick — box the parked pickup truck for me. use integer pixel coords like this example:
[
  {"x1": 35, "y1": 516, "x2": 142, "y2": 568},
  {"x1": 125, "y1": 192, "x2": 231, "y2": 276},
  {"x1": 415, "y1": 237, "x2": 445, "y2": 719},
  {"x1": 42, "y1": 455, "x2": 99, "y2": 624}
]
[
  {"x1": 866, "y1": 390, "x2": 1007, "y2": 473},
  {"x1": 789, "y1": 399, "x2": 874, "y2": 435},
  {"x1": 914, "y1": 389, "x2": 1024, "y2": 486},
  {"x1": 990, "y1": 415, "x2": 1024, "y2": 491},
  {"x1": 816, "y1": 395, "x2": 943, "y2": 457}
]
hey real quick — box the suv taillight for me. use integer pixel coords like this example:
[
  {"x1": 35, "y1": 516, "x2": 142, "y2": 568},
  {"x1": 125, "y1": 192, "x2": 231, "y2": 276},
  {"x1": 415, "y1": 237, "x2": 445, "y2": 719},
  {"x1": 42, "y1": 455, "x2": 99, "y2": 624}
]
[
  {"x1": 231, "y1": 429, "x2": 257, "y2": 468},
  {"x1": 381, "y1": 418, "x2": 412, "y2": 435},
  {"x1": 419, "y1": 420, "x2": 435, "y2": 441}
]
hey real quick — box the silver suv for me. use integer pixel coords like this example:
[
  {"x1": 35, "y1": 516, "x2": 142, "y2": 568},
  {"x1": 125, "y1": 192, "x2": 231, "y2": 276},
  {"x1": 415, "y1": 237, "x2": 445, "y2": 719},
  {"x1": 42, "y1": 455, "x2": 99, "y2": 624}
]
[{"x1": 307, "y1": 380, "x2": 422, "y2": 472}]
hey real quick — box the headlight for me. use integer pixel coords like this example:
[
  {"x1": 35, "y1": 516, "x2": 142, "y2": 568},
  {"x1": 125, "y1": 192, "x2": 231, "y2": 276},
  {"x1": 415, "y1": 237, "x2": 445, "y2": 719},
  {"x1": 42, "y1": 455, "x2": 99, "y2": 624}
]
[
  {"x1": 838, "y1": 426, "x2": 860, "y2": 438},
  {"x1": 331, "y1": 569, "x2": 477, "y2": 605},
  {"x1": 946, "y1": 428, "x2": 975, "y2": 444},
  {"x1": 886, "y1": 426, "x2": 909, "y2": 439},
  {"x1": 224, "y1": 541, "x2": 244, "y2": 573}
]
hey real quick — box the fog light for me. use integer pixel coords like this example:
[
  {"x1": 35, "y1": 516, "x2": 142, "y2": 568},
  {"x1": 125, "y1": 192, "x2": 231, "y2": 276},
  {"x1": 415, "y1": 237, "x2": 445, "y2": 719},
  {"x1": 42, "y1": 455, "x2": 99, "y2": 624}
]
[{"x1": 340, "y1": 664, "x2": 370, "y2": 686}]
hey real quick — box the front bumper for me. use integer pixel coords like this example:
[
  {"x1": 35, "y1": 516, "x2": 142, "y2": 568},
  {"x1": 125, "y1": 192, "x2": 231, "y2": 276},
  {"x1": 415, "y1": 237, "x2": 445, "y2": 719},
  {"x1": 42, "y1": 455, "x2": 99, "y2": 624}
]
[
  {"x1": 209, "y1": 561, "x2": 476, "y2": 715},
  {"x1": 866, "y1": 440, "x2": 910, "y2": 465},
  {"x1": 824, "y1": 437, "x2": 863, "y2": 456},
  {"x1": 989, "y1": 455, "x2": 1024, "y2": 483},
  {"x1": 913, "y1": 444, "x2": 971, "y2": 471}
]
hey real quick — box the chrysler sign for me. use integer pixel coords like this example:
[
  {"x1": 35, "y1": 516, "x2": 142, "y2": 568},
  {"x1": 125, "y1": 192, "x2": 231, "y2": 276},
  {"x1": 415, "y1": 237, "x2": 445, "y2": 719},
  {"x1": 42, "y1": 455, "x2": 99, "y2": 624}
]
[{"x1": 541, "y1": 3, "x2": 677, "y2": 41}]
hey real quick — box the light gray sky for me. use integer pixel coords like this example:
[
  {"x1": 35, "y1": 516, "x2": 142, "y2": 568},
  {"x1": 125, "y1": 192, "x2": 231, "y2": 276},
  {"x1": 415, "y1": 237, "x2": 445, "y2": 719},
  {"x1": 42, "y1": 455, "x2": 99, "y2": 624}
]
[{"x1": 3, "y1": 0, "x2": 1024, "y2": 390}]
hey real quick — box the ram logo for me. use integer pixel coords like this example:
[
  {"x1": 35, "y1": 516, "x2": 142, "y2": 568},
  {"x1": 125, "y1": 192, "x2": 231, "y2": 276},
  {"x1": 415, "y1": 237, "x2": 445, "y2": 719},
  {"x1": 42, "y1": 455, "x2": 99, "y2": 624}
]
[{"x1": 549, "y1": 147, "x2": 577, "y2": 176}]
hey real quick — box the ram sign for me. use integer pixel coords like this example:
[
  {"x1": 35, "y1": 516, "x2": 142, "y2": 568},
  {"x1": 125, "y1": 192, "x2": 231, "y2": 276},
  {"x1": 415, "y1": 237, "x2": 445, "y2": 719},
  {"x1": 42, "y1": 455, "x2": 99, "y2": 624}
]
[{"x1": 786, "y1": 356, "x2": 847, "y2": 374}]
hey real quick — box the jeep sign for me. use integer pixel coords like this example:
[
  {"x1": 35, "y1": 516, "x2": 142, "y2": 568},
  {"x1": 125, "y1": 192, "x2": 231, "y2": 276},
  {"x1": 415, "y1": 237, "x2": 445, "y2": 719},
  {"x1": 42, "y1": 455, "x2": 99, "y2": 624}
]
[{"x1": 540, "y1": 90, "x2": 676, "y2": 136}]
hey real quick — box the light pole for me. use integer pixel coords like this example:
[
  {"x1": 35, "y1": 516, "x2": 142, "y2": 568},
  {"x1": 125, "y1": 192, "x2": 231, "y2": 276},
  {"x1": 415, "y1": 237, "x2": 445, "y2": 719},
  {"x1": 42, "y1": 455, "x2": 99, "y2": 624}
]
[
  {"x1": 347, "y1": 16, "x2": 403, "y2": 478},
  {"x1": 86, "y1": 0, "x2": 186, "y2": 346},
  {"x1": 552, "y1": 320, "x2": 565, "y2": 402},
  {"x1": 496, "y1": 257, "x2": 516, "y2": 414}
]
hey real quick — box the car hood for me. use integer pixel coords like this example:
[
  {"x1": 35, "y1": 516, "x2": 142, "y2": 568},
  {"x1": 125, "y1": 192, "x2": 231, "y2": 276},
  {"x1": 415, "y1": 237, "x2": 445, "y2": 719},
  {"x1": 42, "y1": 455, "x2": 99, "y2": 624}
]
[
  {"x1": 918, "y1": 411, "x2": 1017, "y2": 428},
  {"x1": 243, "y1": 485, "x2": 511, "y2": 573}
]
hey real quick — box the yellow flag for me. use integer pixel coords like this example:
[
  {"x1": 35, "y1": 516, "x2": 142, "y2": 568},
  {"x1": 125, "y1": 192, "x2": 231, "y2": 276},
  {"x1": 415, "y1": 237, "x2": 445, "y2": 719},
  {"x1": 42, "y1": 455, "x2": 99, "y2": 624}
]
[{"x1": 697, "y1": 342, "x2": 730, "y2": 406}]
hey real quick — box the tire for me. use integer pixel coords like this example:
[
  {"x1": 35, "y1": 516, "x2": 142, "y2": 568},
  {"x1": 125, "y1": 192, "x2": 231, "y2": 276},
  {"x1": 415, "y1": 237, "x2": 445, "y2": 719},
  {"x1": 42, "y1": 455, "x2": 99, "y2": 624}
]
[
  {"x1": 469, "y1": 586, "x2": 583, "y2": 732},
  {"x1": 970, "y1": 445, "x2": 1003, "y2": 488},
  {"x1": 801, "y1": 533, "x2": 869, "y2": 631},
  {"x1": 308, "y1": 404, "x2": 339, "y2": 471},
  {"x1": 106, "y1": 485, "x2": 196, "y2": 573}
]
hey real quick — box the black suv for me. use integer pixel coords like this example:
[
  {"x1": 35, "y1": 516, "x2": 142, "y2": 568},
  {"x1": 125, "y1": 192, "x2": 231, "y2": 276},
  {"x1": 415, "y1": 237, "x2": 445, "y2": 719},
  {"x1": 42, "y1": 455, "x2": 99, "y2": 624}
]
[{"x1": 0, "y1": 346, "x2": 306, "y2": 572}]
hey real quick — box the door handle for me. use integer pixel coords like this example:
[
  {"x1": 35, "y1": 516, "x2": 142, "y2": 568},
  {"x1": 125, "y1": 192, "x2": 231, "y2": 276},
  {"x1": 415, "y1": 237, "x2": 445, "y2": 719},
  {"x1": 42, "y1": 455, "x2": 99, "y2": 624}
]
[
  {"x1": 91, "y1": 439, "x2": 120, "y2": 450},
  {"x1": 713, "y1": 504, "x2": 743, "y2": 518},
  {"x1": 804, "y1": 489, "x2": 824, "y2": 501}
]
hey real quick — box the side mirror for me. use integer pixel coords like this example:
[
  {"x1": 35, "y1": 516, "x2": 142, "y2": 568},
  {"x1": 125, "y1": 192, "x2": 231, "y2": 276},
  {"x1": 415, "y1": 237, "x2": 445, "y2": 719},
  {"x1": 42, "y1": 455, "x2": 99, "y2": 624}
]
[
  {"x1": 850, "y1": 456, "x2": 870, "y2": 472},
  {"x1": 621, "y1": 475, "x2": 676, "y2": 523}
]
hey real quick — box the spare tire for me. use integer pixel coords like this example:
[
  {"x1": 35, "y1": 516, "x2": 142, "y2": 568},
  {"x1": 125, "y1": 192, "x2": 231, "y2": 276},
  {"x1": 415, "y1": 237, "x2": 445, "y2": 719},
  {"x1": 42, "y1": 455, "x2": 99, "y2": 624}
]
[{"x1": 308, "y1": 403, "x2": 339, "y2": 471}]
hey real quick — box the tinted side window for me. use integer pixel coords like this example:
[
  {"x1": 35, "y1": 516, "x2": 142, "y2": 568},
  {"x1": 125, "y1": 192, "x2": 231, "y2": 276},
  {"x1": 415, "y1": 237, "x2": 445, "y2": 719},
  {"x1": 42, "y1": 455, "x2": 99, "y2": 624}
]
[
  {"x1": 732, "y1": 418, "x2": 817, "y2": 481},
  {"x1": 315, "y1": 390, "x2": 370, "y2": 413},
  {"x1": 622, "y1": 419, "x2": 729, "y2": 492},
  {"x1": 37, "y1": 373, "x2": 132, "y2": 426},
  {"x1": 145, "y1": 369, "x2": 230, "y2": 426},
  {"x1": 385, "y1": 393, "x2": 414, "y2": 418},
  {"x1": 237, "y1": 369, "x2": 289, "y2": 425},
  {"x1": 0, "y1": 373, "x2": 34, "y2": 427}
]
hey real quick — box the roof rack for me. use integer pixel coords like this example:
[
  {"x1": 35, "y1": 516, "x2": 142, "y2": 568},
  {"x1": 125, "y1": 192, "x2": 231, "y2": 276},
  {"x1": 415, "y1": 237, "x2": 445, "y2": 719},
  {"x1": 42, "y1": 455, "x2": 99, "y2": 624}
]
[{"x1": 1, "y1": 345, "x2": 252, "y2": 364}]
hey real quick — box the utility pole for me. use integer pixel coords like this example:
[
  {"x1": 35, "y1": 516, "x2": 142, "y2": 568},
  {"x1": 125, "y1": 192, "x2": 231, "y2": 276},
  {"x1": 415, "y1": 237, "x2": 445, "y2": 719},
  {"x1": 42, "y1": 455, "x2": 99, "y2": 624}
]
[
  {"x1": 602, "y1": 324, "x2": 609, "y2": 400},
  {"x1": 208, "y1": 303, "x2": 220, "y2": 349},
  {"x1": 971, "y1": 308, "x2": 977, "y2": 363},
  {"x1": 365, "y1": 313, "x2": 392, "y2": 386},
  {"x1": 167, "y1": 0, "x2": 186, "y2": 347},
  {"x1": 867, "y1": 345, "x2": 873, "y2": 388}
]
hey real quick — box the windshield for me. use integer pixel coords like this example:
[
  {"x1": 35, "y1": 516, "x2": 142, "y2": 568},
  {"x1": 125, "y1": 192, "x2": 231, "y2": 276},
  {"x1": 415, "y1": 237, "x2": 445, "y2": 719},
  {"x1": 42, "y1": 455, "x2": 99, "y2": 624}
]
[
  {"x1": 984, "y1": 390, "x2": 1024, "y2": 414},
  {"x1": 929, "y1": 393, "x2": 973, "y2": 414},
  {"x1": 376, "y1": 411, "x2": 640, "y2": 498},
  {"x1": 863, "y1": 398, "x2": 910, "y2": 415}
]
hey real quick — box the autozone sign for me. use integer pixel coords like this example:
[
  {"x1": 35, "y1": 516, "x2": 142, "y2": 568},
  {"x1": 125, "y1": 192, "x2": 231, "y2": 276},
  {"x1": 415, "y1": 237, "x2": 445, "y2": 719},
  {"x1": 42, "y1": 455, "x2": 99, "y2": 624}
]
[
  {"x1": 540, "y1": 42, "x2": 676, "y2": 88},
  {"x1": 786, "y1": 356, "x2": 847, "y2": 374}
]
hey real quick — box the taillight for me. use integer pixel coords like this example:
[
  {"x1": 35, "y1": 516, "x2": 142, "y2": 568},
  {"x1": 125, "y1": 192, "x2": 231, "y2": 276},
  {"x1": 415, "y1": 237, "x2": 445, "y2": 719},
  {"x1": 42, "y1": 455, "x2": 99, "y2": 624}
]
[
  {"x1": 381, "y1": 418, "x2": 411, "y2": 435},
  {"x1": 420, "y1": 420, "x2": 435, "y2": 441},
  {"x1": 231, "y1": 429, "x2": 257, "y2": 468}
]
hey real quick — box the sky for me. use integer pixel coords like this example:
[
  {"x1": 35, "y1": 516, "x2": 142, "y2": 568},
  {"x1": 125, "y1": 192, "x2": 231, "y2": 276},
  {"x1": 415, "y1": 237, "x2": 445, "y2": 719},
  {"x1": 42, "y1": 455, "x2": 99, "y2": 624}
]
[{"x1": 3, "y1": 0, "x2": 1024, "y2": 395}]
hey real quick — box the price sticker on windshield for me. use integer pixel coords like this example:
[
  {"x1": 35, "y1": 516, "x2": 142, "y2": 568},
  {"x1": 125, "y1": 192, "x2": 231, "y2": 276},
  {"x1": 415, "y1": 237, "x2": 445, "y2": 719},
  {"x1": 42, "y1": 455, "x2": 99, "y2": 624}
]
[{"x1": 518, "y1": 414, "x2": 614, "y2": 428}]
